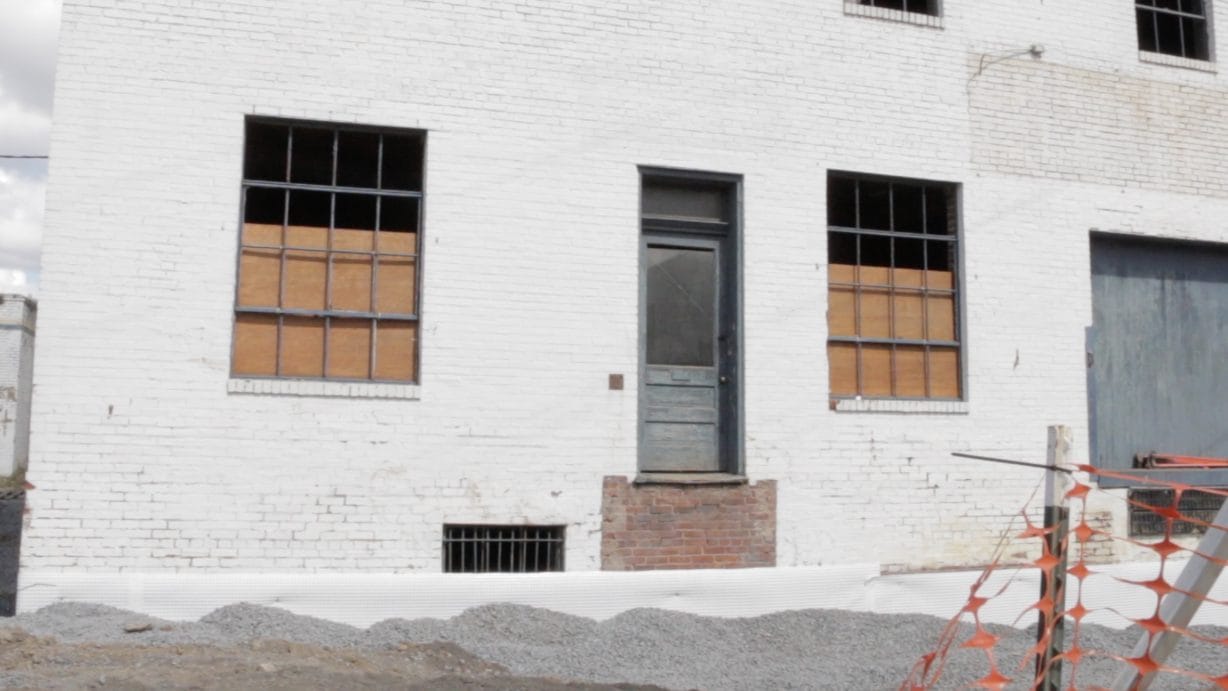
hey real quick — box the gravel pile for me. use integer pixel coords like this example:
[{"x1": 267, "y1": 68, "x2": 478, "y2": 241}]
[{"x1": 2, "y1": 602, "x2": 1224, "y2": 689}]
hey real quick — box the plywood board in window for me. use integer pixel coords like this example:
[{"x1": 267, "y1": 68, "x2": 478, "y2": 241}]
[
  {"x1": 859, "y1": 288, "x2": 891, "y2": 338},
  {"x1": 237, "y1": 248, "x2": 280, "y2": 307},
  {"x1": 331, "y1": 255, "x2": 373, "y2": 312},
  {"x1": 242, "y1": 222, "x2": 282, "y2": 246},
  {"x1": 862, "y1": 344, "x2": 892, "y2": 397},
  {"x1": 284, "y1": 250, "x2": 327, "y2": 310},
  {"x1": 895, "y1": 346, "x2": 927, "y2": 397},
  {"x1": 894, "y1": 293, "x2": 924, "y2": 339},
  {"x1": 375, "y1": 320, "x2": 417, "y2": 381},
  {"x1": 334, "y1": 227, "x2": 374, "y2": 251},
  {"x1": 828, "y1": 342, "x2": 858, "y2": 396},
  {"x1": 930, "y1": 347, "x2": 960, "y2": 398},
  {"x1": 285, "y1": 225, "x2": 328, "y2": 249},
  {"x1": 827, "y1": 287, "x2": 856, "y2": 337},
  {"x1": 829, "y1": 263, "x2": 856, "y2": 284},
  {"x1": 375, "y1": 257, "x2": 417, "y2": 314},
  {"x1": 327, "y1": 319, "x2": 372, "y2": 379},
  {"x1": 927, "y1": 294, "x2": 956, "y2": 340},
  {"x1": 378, "y1": 230, "x2": 417, "y2": 255},
  {"x1": 281, "y1": 316, "x2": 325, "y2": 377},
  {"x1": 859, "y1": 265, "x2": 890, "y2": 287},
  {"x1": 233, "y1": 313, "x2": 278, "y2": 376}
]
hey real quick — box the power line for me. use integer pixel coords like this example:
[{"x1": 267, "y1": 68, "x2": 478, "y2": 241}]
[{"x1": 0, "y1": 155, "x2": 49, "y2": 159}]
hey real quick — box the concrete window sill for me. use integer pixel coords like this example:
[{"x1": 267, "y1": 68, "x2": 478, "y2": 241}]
[
  {"x1": 1138, "y1": 51, "x2": 1217, "y2": 73},
  {"x1": 634, "y1": 473, "x2": 749, "y2": 486},
  {"x1": 226, "y1": 378, "x2": 420, "y2": 400},
  {"x1": 843, "y1": 2, "x2": 942, "y2": 29},
  {"x1": 831, "y1": 398, "x2": 968, "y2": 414}
]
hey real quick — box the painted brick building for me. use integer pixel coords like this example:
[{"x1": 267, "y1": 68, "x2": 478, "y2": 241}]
[{"x1": 22, "y1": 0, "x2": 1228, "y2": 594}]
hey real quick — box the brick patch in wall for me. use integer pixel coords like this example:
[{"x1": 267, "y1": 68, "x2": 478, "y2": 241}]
[{"x1": 600, "y1": 476, "x2": 776, "y2": 571}]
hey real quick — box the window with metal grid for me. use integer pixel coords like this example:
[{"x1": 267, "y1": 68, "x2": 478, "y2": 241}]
[
  {"x1": 827, "y1": 172, "x2": 961, "y2": 400},
  {"x1": 442, "y1": 525, "x2": 565, "y2": 573},
  {"x1": 1136, "y1": 0, "x2": 1211, "y2": 61},
  {"x1": 857, "y1": 0, "x2": 940, "y2": 16},
  {"x1": 1129, "y1": 489, "x2": 1225, "y2": 537},
  {"x1": 232, "y1": 118, "x2": 424, "y2": 383}
]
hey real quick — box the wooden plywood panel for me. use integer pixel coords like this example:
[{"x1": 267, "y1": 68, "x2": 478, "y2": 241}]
[
  {"x1": 829, "y1": 263, "x2": 856, "y2": 284},
  {"x1": 237, "y1": 248, "x2": 280, "y2": 307},
  {"x1": 331, "y1": 255, "x2": 372, "y2": 312},
  {"x1": 894, "y1": 292, "x2": 924, "y2": 339},
  {"x1": 379, "y1": 230, "x2": 416, "y2": 255},
  {"x1": 860, "y1": 288, "x2": 890, "y2": 338},
  {"x1": 930, "y1": 347, "x2": 961, "y2": 398},
  {"x1": 828, "y1": 342, "x2": 858, "y2": 396},
  {"x1": 242, "y1": 222, "x2": 282, "y2": 246},
  {"x1": 327, "y1": 319, "x2": 371, "y2": 379},
  {"x1": 333, "y1": 227, "x2": 374, "y2": 252},
  {"x1": 375, "y1": 257, "x2": 417, "y2": 314},
  {"x1": 285, "y1": 224, "x2": 327, "y2": 249},
  {"x1": 827, "y1": 286, "x2": 856, "y2": 337},
  {"x1": 859, "y1": 265, "x2": 890, "y2": 287},
  {"x1": 284, "y1": 251, "x2": 326, "y2": 310},
  {"x1": 892, "y1": 267, "x2": 924, "y2": 288},
  {"x1": 862, "y1": 344, "x2": 892, "y2": 397},
  {"x1": 927, "y1": 294, "x2": 956, "y2": 340},
  {"x1": 232, "y1": 313, "x2": 278, "y2": 376},
  {"x1": 927, "y1": 269, "x2": 954, "y2": 290},
  {"x1": 374, "y1": 321, "x2": 417, "y2": 381},
  {"x1": 895, "y1": 345, "x2": 927, "y2": 397},
  {"x1": 281, "y1": 316, "x2": 324, "y2": 377}
]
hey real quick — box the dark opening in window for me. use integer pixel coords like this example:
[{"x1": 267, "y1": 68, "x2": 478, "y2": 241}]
[
  {"x1": 442, "y1": 525, "x2": 565, "y2": 573},
  {"x1": 858, "y1": 0, "x2": 940, "y2": 16},
  {"x1": 1129, "y1": 489, "x2": 1225, "y2": 536},
  {"x1": 1136, "y1": 0, "x2": 1211, "y2": 61}
]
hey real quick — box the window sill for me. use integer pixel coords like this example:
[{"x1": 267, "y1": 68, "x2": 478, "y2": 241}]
[
  {"x1": 1138, "y1": 50, "x2": 1216, "y2": 73},
  {"x1": 831, "y1": 397, "x2": 968, "y2": 414},
  {"x1": 634, "y1": 472, "x2": 748, "y2": 486},
  {"x1": 843, "y1": 2, "x2": 942, "y2": 28},
  {"x1": 227, "y1": 377, "x2": 420, "y2": 400}
]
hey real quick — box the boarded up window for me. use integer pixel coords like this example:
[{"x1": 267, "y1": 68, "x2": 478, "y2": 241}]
[
  {"x1": 827, "y1": 173, "x2": 961, "y2": 399},
  {"x1": 233, "y1": 119, "x2": 423, "y2": 382}
]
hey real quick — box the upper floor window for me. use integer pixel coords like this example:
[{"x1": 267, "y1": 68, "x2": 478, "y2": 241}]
[
  {"x1": 232, "y1": 118, "x2": 424, "y2": 383},
  {"x1": 827, "y1": 172, "x2": 961, "y2": 400},
  {"x1": 857, "y1": 0, "x2": 939, "y2": 16},
  {"x1": 1137, "y1": 0, "x2": 1211, "y2": 61}
]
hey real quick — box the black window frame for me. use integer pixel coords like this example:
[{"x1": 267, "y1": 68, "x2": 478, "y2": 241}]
[
  {"x1": 231, "y1": 116, "x2": 425, "y2": 384},
  {"x1": 826, "y1": 171, "x2": 965, "y2": 401},
  {"x1": 1136, "y1": 0, "x2": 1213, "y2": 62},
  {"x1": 856, "y1": 0, "x2": 941, "y2": 17}
]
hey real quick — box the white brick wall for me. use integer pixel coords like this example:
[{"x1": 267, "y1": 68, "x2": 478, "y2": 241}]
[{"x1": 25, "y1": 0, "x2": 1228, "y2": 573}]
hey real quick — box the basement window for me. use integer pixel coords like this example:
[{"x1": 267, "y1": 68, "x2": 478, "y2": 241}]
[
  {"x1": 1128, "y1": 489, "x2": 1225, "y2": 536},
  {"x1": 827, "y1": 172, "x2": 961, "y2": 400},
  {"x1": 443, "y1": 525, "x2": 565, "y2": 573},
  {"x1": 1137, "y1": 0, "x2": 1212, "y2": 62},
  {"x1": 232, "y1": 118, "x2": 424, "y2": 383}
]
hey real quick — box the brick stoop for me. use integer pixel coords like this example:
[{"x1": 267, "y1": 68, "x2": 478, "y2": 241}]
[{"x1": 600, "y1": 476, "x2": 776, "y2": 570}]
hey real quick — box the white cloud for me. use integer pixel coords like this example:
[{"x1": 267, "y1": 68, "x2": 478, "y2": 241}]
[
  {"x1": 0, "y1": 167, "x2": 46, "y2": 294},
  {"x1": 0, "y1": 0, "x2": 61, "y2": 115}
]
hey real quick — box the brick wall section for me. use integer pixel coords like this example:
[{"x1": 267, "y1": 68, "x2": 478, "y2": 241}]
[{"x1": 601, "y1": 477, "x2": 775, "y2": 570}]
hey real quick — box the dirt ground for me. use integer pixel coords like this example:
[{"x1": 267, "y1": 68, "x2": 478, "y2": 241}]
[{"x1": 0, "y1": 628, "x2": 665, "y2": 691}]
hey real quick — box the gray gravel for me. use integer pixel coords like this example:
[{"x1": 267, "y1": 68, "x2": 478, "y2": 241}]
[{"x1": 2, "y1": 602, "x2": 1224, "y2": 689}]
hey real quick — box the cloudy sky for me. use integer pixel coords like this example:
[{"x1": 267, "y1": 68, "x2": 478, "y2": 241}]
[{"x1": 0, "y1": 0, "x2": 61, "y2": 297}]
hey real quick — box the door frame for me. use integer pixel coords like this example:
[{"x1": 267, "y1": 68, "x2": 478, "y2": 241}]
[{"x1": 637, "y1": 166, "x2": 743, "y2": 475}]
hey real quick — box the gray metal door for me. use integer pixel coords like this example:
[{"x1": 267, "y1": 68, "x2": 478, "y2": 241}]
[
  {"x1": 641, "y1": 236, "x2": 731, "y2": 472},
  {"x1": 1089, "y1": 234, "x2": 1228, "y2": 481}
]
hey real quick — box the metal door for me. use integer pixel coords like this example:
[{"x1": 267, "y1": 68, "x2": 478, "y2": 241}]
[
  {"x1": 1088, "y1": 234, "x2": 1228, "y2": 483},
  {"x1": 641, "y1": 235, "x2": 734, "y2": 472}
]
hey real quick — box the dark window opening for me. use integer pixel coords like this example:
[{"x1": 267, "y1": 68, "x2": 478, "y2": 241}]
[
  {"x1": 827, "y1": 172, "x2": 961, "y2": 399},
  {"x1": 858, "y1": 0, "x2": 940, "y2": 16},
  {"x1": 1137, "y1": 0, "x2": 1211, "y2": 61},
  {"x1": 1129, "y1": 489, "x2": 1225, "y2": 536},
  {"x1": 443, "y1": 525, "x2": 565, "y2": 573}
]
